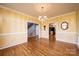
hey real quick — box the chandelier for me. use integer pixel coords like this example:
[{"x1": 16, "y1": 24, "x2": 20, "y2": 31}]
[
  {"x1": 38, "y1": 16, "x2": 47, "y2": 21},
  {"x1": 38, "y1": 6, "x2": 47, "y2": 21}
]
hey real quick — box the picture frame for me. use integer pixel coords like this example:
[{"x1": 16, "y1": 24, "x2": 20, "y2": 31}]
[{"x1": 61, "y1": 21, "x2": 69, "y2": 30}]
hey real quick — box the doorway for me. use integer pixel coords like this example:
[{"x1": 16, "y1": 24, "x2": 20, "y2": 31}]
[
  {"x1": 27, "y1": 22, "x2": 39, "y2": 42},
  {"x1": 49, "y1": 23, "x2": 56, "y2": 40}
]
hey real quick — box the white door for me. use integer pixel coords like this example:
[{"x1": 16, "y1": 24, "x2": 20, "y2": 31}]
[{"x1": 36, "y1": 25, "x2": 40, "y2": 38}]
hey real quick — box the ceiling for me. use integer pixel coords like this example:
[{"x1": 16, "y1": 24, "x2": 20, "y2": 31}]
[{"x1": 0, "y1": 3, "x2": 79, "y2": 18}]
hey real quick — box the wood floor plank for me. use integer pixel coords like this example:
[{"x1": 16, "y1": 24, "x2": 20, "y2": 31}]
[{"x1": 0, "y1": 37, "x2": 79, "y2": 56}]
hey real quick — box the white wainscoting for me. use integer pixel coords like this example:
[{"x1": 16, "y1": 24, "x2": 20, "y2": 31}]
[
  {"x1": 40, "y1": 29, "x2": 49, "y2": 39},
  {"x1": 56, "y1": 32, "x2": 77, "y2": 44},
  {"x1": 40, "y1": 29, "x2": 77, "y2": 44},
  {"x1": 77, "y1": 33, "x2": 79, "y2": 48},
  {"x1": 0, "y1": 32, "x2": 27, "y2": 50}
]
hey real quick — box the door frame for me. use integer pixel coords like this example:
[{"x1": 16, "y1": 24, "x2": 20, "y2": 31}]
[
  {"x1": 49, "y1": 23, "x2": 56, "y2": 39},
  {"x1": 26, "y1": 22, "x2": 40, "y2": 40}
]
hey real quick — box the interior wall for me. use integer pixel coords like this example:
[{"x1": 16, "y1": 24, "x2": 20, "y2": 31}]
[
  {"x1": 41, "y1": 12, "x2": 77, "y2": 44},
  {"x1": 0, "y1": 5, "x2": 78, "y2": 49},
  {"x1": 76, "y1": 9, "x2": 79, "y2": 47},
  {"x1": 0, "y1": 6, "x2": 41, "y2": 49},
  {"x1": 40, "y1": 20, "x2": 49, "y2": 39}
]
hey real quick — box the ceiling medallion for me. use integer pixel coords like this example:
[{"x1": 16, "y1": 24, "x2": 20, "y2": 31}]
[{"x1": 38, "y1": 6, "x2": 47, "y2": 21}]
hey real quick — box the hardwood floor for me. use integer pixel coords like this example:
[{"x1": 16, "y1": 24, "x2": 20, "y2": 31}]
[{"x1": 0, "y1": 36, "x2": 79, "y2": 56}]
